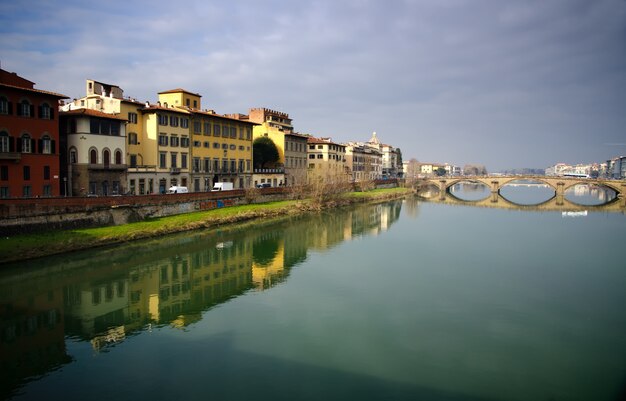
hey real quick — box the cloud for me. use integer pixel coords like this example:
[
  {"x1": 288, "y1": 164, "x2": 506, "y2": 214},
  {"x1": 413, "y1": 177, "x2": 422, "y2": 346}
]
[{"x1": 1, "y1": 0, "x2": 624, "y2": 169}]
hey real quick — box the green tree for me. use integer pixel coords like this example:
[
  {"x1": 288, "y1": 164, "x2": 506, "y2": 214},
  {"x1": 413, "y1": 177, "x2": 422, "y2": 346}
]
[
  {"x1": 435, "y1": 167, "x2": 447, "y2": 176},
  {"x1": 253, "y1": 137, "x2": 280, "y2": 169}
]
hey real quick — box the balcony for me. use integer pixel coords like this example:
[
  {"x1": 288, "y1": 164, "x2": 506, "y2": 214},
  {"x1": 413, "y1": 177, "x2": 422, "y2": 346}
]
[
  {"x1": 253, "y1": 168, "x2": 285, "y2": 174},
  {"x1": 88, "y1": 163, "x2": 127, "y2": 171},
  {"x1": 0, "y1": 152, "x2": 21, "y2": 162},
  {"x1": 170, "y1": 167, "x2": 181, "y2": 174}
]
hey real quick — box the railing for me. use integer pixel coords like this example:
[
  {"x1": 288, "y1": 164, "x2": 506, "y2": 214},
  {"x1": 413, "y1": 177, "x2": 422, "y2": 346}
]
[
  {"x1": 88, "y1": 163, "x2": 127, "y2": 171},
  {"x1": 254, "y1": 168, "x2": 285, "y2": 174},
  {"x1": 0, "y1": 152, "x2": 21, "y2": 161}
]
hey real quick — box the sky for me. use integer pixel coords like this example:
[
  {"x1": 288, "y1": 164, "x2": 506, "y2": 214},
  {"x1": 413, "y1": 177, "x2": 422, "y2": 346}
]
[{"x1": 1, "y1": 0, "x2": 624, "y2": 171}]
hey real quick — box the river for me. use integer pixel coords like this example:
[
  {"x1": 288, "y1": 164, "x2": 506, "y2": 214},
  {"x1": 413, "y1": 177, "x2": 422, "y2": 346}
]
[{"x1": 1, "y1": 188, "x2": 625, "y2": 401}]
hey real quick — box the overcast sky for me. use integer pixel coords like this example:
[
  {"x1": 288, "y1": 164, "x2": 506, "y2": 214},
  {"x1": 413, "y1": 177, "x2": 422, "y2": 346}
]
[{"x1": 1, "y1": 0, "x2": 624, "y2": 170}]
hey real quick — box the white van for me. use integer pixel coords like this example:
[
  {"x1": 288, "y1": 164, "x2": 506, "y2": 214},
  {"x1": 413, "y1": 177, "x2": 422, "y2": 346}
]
[
  {"x1": 211, "y1": 182, "x2": 234, "y2": 191},
  {"x1": 167, "y1": 186, "x2": 189, "y2": 194}
]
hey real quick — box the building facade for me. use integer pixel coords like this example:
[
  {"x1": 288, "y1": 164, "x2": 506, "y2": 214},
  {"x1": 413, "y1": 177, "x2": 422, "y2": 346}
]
[
  {"x1": 59, "y1": 109, "x2": 127, "y2": 196},
  {"x1": 306, "y1": 136, "x2": 348, "y2": 183},
  {"x1": 344, "y1": 143, "x2": 382, "y2": 182},
  {"x1": 0, "y1": 68, "x2": 67, "y2": 198}
]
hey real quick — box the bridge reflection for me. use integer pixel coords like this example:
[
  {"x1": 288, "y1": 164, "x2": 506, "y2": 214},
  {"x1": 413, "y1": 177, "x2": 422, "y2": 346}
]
[{"x1": 419, "y1": 188, "x2": 625, "y2": 212}]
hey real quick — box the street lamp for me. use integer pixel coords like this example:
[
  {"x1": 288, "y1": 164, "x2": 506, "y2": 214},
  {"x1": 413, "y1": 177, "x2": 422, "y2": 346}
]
[{"x1": 63, "y1": 177, "x2": 67, "y2": 197}]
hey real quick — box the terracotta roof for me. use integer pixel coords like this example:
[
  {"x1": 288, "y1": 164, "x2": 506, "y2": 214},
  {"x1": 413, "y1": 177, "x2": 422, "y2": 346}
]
[
  {"x1": 60, "y1": 108, "x2": 128, "y2": 121},
  {"x1": 307, "y1": 137, "x2": 344, "y2": 146},
  {"x1": 191, "y1": 109, "x2": 258, "y2": 125},
  {"x1": 158, "y1": 88, "x2": 202, "y2": 97},
  {"x1": 0, "y1": 82, "x2": 68, "y2": 99},
  {"x1": 141, "y1": 104, "x2": 192, "y2": 115}
]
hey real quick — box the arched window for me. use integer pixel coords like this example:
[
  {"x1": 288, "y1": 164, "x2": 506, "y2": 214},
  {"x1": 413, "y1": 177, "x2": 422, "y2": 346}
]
[
  {"x1": 0, "y1": 131, "x2": 10, "y2": 152},
  {"x1": 103, "y1": 149, "x2": 110, "y2": 167},
  {"x1": 69, "y1": 147, "x2": 77, "y2": 164},
  {"x1": 90, "y1": 148, "x2": 98, "y2": 164},
  {"x1": 39, "y1": 103, "x2": 53, "y2": 119},
  {"x1": 40, "y1": 134, "x2": 52, "y2": 154},
  {"x1": 115, "y1": 150, "x2": 122, "y2": 165},
  {"x1": 20, "y1": 133, "x2": 32, "y2": 153},
  {"x1": 0, "y1": 96, "x2": 10, "y2": 115},
  {"x1": 18, "y1": 99, "x2": 32, "y2": 117}
]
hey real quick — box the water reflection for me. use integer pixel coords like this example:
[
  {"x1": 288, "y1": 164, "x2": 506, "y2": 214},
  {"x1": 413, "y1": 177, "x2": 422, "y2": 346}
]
[{"x1": 0, "y1": 200, "x2": 403, "y2": 398}]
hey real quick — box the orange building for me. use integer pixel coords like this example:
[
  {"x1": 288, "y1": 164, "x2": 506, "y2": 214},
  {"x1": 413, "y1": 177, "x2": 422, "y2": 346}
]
[{"x1": 0, "y1": 68, "x2": 68, "y2": 198}]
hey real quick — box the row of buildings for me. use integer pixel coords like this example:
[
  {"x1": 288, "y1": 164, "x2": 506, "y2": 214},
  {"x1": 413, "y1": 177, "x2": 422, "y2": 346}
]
[
  {"x1": 545, "y1": 157, "x2": 626, "y2": 179},
  {"x1": 0, "y1": 67, "x2": 403, "y2": 198}
]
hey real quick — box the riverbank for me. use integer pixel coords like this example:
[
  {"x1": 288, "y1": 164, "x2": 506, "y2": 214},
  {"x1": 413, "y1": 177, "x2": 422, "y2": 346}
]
[{"x1": 0, "y1": 187, "x2": 412, "y2": 264}]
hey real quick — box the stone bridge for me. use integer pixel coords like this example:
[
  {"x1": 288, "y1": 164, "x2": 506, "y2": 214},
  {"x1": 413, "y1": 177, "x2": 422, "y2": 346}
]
[{"x1": 418, "y1": 175, "x2": 626, "y2": 211}]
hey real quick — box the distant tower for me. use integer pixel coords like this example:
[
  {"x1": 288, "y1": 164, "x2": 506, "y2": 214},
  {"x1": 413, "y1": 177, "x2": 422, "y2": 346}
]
[{"x1": 369, "y1": 131, "x2": 380, "y2": 145}]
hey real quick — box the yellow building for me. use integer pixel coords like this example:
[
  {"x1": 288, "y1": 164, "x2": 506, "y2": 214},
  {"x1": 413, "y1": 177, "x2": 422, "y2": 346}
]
[{"x1": 306, "y1": 136, "x2": 349, "y2": 183}]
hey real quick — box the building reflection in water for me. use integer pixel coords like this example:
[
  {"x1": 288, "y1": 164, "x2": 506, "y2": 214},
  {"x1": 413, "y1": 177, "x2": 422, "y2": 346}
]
[{"x1": 0, "y1": 200, "x2": 402, "y2": 397}]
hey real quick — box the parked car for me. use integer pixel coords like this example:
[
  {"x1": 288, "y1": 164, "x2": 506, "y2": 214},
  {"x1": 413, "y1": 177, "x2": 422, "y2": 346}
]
[{"x1": 256, "y1": 183, "x2": 271, "y2": 188}]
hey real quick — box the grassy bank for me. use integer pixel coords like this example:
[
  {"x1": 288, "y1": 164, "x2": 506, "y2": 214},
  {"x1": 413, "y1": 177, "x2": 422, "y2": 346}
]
[{"x1": 0, "y1": 187, "x2": 412, "y2": 264}]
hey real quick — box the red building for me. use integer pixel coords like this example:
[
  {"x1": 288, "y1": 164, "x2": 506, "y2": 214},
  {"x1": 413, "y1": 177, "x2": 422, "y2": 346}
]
[{"x1": 0, "y1": 68, "x2": 68, "y2": 198}]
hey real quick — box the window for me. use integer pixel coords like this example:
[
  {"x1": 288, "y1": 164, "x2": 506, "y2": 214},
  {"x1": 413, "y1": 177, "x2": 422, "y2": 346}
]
[
  {"x1": 204, "y1": 122, "x2": 211, "y2": 135},
  {"x1": 181, "y1": 153, "x2": 188, "y2": 169},
  {"x1": 230, "y1": 160, "x2": 236, "y2": 172},
  {"x1": 19, "y1": 100, "x2": 32, "y2": 117},
  {"x1": 230, "y1": 127, "x2": 236, "y2": 139},
  {"x1": 43, "y1": 165, "x2": 50, "y2": 180},
  {"x1": 221, "y1": 143, "x2": 228, "y2": 150},
  {"x1": 158, "y1": 114, "x2": 168, "y2": 125},
  {"x1": 40, "y1": 135, "x2": 52, "y2": 154},
  {"x1": 159, "y1": 152, "x2": 167, "y2": 168},
  {"x1": 239, "y1": 145, "x2": 244, "y2": 151},
  {"x1": 213, "y1": 142, "x2": 219, "y2": 149},
  {"x1": 317, "y1": 154, "x2": 323, "y2": 159},
  {"x1": 43, "y1": 185, "x2": 51, "y2": 197},
  {"x1": 90, "y1": 148, "x2": 98, "y2": 164},
  {"x1": 170, "y1": 116, "x2": 179, "y2": 127},
  {"x1": 170, "y1": 135, "x2": 179, "y2": 147},
  {"x1": 0, "y1": 96, "x2": 9, "y2": 115},
  {"x1": 0, "y1": 131, "x2": 10, "y2": 152},
  {"x1": 309, "y1": 154, "x2": 315, "y2": 159},
  {"x1": 39, "y1": 103, "x2": 52, "y2": 119},
  {"x1": 90, "y1": 118, "x2": 119, "y2": 135},
  {"x1": 70, "y1": 148, "x2": 77, "y2": 164},
  {"x1": 203, "y1": 141, "x2": 210, "y2": 148},
  {"x1": 213, "y1": 159, "x2": 219, "y2": 172},
  {"x1": 213, "y1": 125, "x2": 221, "y2": 137},
  {"x1": 21, "y1": 134, "x2": 32, "y2": 153},
  {"x1": 193, "y1": 121, "x2": 201, "y2": 134},
  {"x1": 222, "y1": 159, "x2": 228, "y2": 172},
  {"x1": 204, "y1": 158, "x2": 210, "y2": 172},
  {"x1": 222, "y1": 125, "x2": 229, "y2": 137},
  {"x1": 181, "y1": 136, "x2": 190, "y2": 147},
  {"x1": 193, "y1": 157, "x2": 200, "y2": 172},
  {"x1": 246, "y1": 127, "x2": 251, "y2": 140},
  {"x1": 158, "y1": 134, "x2": 168, "y2": 146},
  {"x1": 128, "y1": 112, "x2": 138, "y2": 124},
  {"x1": 170, "y1": 153, "x2": 177, "y2": 168},
  {"x1": 229, "y1": 144, "x2": 236, "y2": 150},
  {"x1": 103, "y1": 149, "x2": 110, "y2": 166},
  {"x1": 181, "y1": 118, "x2": 189, "y2": 128},
  {"x1": 193, "y1": 140, "x2": 201, "y2": 147},
  {"x1": 0, "y1": 187, "x2": 8, "y2": 198},
  {"x1": 22, "y1": 185, "x2": 31, "y2": 198},
  {"x1": 239, "y1": 127, "x2": 244, "y2": 139},
  {"x1": 115, "y1": 150, "x2": 122, "y2": 164},
  {"x1": 130, "y1": 154, "x2": 137, "y2": 167},
  {"x1": 128, "y1": 132, "x2": 138, "y2": 145},
  {"x1": 1, "y1": 166, "x2": 8, "y2": 180}
]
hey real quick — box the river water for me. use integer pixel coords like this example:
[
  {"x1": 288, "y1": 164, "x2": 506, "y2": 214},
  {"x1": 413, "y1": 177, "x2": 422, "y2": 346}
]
[{"x1": 1, "y1": 188, "x2": 625, "y2": 401}]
